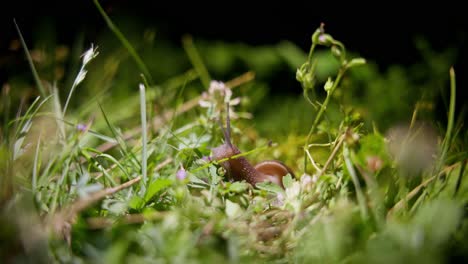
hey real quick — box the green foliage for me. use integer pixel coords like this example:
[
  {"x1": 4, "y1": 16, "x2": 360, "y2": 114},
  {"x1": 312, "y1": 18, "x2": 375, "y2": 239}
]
[
  {"x1": 1, "y1": 14, "x2": 466, "y2": 264},
  {"x1": 144, "y1": 178, "x2": 173, "y2": 202}
]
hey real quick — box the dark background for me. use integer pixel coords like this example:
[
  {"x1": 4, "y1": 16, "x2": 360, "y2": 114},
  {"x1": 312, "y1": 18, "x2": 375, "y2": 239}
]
[
  {"x1": 2, "y1": 1, "x2": 467, "y2": 114},
  {"x1": 3, "y1": 2, "x2": 467, "y2": 65}
]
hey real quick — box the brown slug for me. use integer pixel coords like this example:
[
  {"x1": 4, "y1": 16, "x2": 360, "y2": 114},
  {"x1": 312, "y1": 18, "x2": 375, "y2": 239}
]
[{"x1": 211, "y1": 108, "x2": 295, "y2": 188}]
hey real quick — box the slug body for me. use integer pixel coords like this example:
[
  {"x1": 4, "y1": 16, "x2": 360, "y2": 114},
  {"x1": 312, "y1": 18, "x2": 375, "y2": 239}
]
[{"x1": 212, "y1": 109, "x2": 294, "y2": 188}]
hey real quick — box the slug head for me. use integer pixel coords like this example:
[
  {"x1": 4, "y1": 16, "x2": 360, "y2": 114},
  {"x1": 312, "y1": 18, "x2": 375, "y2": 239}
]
[
  {"x1": 211, "y1": 104, "x2": 294, "y2": 188},
  {"x1": 211, "y1": 109, "x2": 245, "y2": 180}
]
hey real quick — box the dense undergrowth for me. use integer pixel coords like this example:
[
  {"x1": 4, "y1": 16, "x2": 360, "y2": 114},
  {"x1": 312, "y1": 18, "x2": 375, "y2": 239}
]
[{"x1": 1, "y1": 4, "x2": 467, "y2": 263}]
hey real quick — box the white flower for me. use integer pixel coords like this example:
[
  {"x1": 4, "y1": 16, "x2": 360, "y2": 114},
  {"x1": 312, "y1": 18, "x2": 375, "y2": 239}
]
[
  {"x1": 198, "y1": 92, "x2": 212, "y2": 108},
  {"x1": 274, "y1": 192, "x2": 285, "y2": 207},
  {"x1": 286, "y1": 181, "x2": 301, "y2": 200},
  {"x1": 82, "y1": 44, "x2": 99, "y2": 65},
  {"x1": 198, "y1": 80, "x2": 242, "y2": 118},
  {"x1": 209, "y1": 81, "x2": 230, "y2": 100},
  {"x1": 301, "y1": 174, "x2": 313, "y2": 185}
]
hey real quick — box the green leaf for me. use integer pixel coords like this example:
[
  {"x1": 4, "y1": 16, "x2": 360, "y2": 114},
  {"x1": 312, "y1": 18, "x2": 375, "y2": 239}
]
[
  {"x1": 188, "y1": 173, "x2": 209, "y2": 186},
  {"x1": 256, "y1": 181, "x2": 283, "y2": 194},
  {"x1": 225, "y1": 199, "x2": 242, "y2": 219},
  {"x1": 128, "y1": 196, "x2": 145, "y2": 210},
  {"x1": 228, "y1": 182, "x2": 250, "y2": 193},
  {"x1": 103, "y1": 199, "x2": 128, "y2": 215},
  {"x1": 144, "y1": 178, "x2": 173, "y2": 202},
  {"x1": 282, "y1": 174, "x2": 293, "y2": 189}
]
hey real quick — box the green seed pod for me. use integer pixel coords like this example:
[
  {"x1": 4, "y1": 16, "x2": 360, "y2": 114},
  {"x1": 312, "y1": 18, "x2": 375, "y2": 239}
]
[
  {"x1": 324, "y1": 77, "x2": 334, "y2": 93},
  {"x1": 346, "y1": 58, "x2": 366, "y2": 69}
]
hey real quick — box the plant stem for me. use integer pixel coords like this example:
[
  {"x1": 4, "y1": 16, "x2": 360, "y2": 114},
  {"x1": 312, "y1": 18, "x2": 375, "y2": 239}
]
[
  {"x1": 63, "y1": 63, "x2": 85, "y2": 116},
  {"x1": 303, "y1": 68, "x2": 346, "y2": 172},
  {"x1": 318, "y1": 132, "x2": 346, "y2": 177},
  {"x1": 438, "y1": 67, "x2": 456, "y2": 171},
  {"x1": 306, "y1": 69, "x2": 345, "y2": 143},
  {"x1": 307, "y1": 43, "x2": 317, "y2": 68}
]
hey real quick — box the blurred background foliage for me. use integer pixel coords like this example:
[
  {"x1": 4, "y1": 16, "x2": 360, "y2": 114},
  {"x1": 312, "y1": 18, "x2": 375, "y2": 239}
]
[{"x1": 2, "y1": 16, "x2": 462, "y2": 140}]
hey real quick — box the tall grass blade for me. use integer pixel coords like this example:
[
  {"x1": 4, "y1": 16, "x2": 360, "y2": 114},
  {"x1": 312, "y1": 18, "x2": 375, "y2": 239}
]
[
  {"x1": 182, "y1": 35, "x2": 211, "y2": 87},
  {"x1": 139, "y1": 84, "x2": 148, "y2": 185},
  {"x1": 32, "y1": 135, "x2": 41, "y2": 192},
  {"x1": 440, "y1": 67, "x2": 456, "y2": 165},
  {"x1": 93, "y1": 0, "x2": 153, "y2": 83},
  {"x1": 97, "y1": 102, "x2": 140, "y2": 168},
  {"x1": 52, "y1": 85, "x2": 66, "y2": 140},
  {"x1": 13, "y1": 19, "x2": 47, "y2": 97}
]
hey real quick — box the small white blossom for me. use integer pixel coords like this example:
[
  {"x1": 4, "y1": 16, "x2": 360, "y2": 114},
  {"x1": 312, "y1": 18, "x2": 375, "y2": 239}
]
[
  {"x1": 209, "y1": 81, "x2": 230, "y2": 100},
  {"x1": 273, "y1": 192, "x2": 285, "y2": 207},
  {"x1": 286, "y1": 181, "x2": 301, "y2": 200},
  {"x1": 284, "y1": 181, "x2": 302, "y2": 212},
  {"x1": 199, "y1": 80, "x2": 242, "y2": 118},
  {"x1": 82, "y1": 44, "x2": 99, "y2": 65},
  {"x1": 301, "y1": 174, "x2": 312, "y2": 185},
  {"x1": 300, "y1": 174, "x2": 316, "y2": 192},
  {"x1": 198, "y1": 92, "x2": 212, "y2": 108}
]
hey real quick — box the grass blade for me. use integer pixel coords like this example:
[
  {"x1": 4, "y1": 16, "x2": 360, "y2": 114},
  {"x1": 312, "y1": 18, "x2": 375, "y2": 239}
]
[
  {"x1": 139, "y1": 84, "x2": 148, "y2": 185},
  {"x1": 432, "y1": 67, "x2": 457, "y2": 191},
  {"x1": 440, "y1": 67, "x2": 456, "y2": 167},
  {"x1": 50, "y1": 158, "x2": 72, "y2": 213},
  {"x1": 52, "y1": 85, "x2": 66, "y2": 140},
  {"x1": 95, "y1": 153, "x2": 130, "y2": 181},
  {"x1": 32, "y1": 135, "x2": 42, "y2": 192},
  {"x1": 10, "y1": 95, "x2": 52, "y2": 160},
  {"x1": 454, "y1": 161, "x2": 467, "y2": 197},
  {"x1": 11, "y1": 96, "x2": 44, "y2": 138},
  {"x1": 182, "y1": 35, "x2": 211, "y2": 87},
  {"x1": 97, "y1": 102, "x2": 140, "y2": 168},
  {"x1": 13, "y1": 19, "x2": 46, "y2": 97},
  {"x1": 343, "y1": 143, "x2": 368, "y2": 220},
  {"x1": 2, "y1": 85, "x2": 11, "y2": 141},
  {"x1": 93, "y1": 0, "x2": 153, "y2": 84}
]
